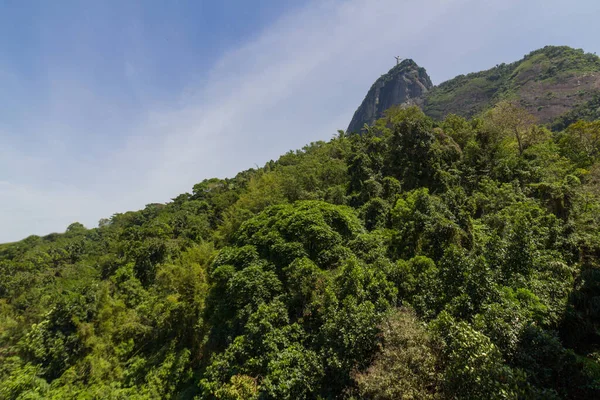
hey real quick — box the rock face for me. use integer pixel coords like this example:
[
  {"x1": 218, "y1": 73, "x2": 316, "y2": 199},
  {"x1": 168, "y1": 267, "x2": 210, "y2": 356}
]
[
  {"x1": 347, "y1": 59, "x2": 433, "y2": 133},
  {"x1": 347, "y1": 46, "x2": 600, "y2": 132}
]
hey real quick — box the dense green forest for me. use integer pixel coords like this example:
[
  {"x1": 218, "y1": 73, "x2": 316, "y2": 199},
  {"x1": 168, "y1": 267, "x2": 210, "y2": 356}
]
[{"x1": 2, "y1": 102, "x2": 600, "y2": 399}]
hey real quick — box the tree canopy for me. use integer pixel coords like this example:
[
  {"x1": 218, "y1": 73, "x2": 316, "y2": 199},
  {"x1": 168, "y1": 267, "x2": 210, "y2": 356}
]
[{"x1": 2, "y1": 104, "x2": 600, "y2": 399}]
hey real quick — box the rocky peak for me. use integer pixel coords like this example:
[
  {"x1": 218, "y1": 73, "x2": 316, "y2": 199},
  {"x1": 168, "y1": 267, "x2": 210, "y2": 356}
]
[{"x1": 347, "y1": 59, "x2": 433, "y2": 133}]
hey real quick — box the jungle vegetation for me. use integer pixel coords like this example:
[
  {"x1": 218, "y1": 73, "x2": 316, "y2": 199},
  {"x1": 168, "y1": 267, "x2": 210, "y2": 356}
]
[{"x1": 2, "y1": 102, "x2": 600, "y2": 399}]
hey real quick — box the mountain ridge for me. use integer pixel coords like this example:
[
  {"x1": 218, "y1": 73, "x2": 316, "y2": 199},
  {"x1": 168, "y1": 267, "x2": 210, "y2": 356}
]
[{"x1": 348, "y1": 45, "x2": 600, "y2": 132}]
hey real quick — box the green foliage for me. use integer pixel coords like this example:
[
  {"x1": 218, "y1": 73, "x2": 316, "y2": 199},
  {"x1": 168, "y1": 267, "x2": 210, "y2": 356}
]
[
  {"x1": 431, "y1": 312, "x2": 522, "y2": 399},
  {"x1": 552, "y1": 93, "x2": 600, "y2": 131},
  {"x1": 557, "y1": 120, "x2": 600, "y2": 167},
  {"x1": 354, "y1": 308, "x2": 441, "y2": 399},
  {"x1": 3, "y1": 98, "x2": 600, "y2": 398},
  {"x1": 390, "y1": 188, "x2": 466, "y2": 260}
]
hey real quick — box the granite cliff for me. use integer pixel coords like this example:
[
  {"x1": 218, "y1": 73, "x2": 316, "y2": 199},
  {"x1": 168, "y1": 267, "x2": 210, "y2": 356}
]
[
  {"x1": 348, "y1": 46, "x2": 600, "y2": 132},
  {"x1": 347, "y1": 59, "x2": 433, "y2": 133}
]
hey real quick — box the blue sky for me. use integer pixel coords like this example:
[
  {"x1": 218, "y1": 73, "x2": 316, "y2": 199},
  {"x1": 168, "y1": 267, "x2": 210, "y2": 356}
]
[{"x1": 1, "y1": 0, "x2": 599, "y2": 242}]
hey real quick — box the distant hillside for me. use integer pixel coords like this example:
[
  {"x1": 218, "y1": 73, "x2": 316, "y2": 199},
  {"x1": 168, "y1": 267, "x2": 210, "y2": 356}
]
[
  {"x1": 348, "y1": 46, "x2": 600, "y2": 132},
  {"x1": 424, "y1": 46, "x2": 600, "y2": 124}
]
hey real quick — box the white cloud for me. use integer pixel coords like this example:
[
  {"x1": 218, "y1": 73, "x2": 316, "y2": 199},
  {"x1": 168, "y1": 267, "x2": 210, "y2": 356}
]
[
  {"x1": 3, "y1": 0, "x2": 600, "y2": 242},
  {"x1": 117, "y1": 0, "x2": 476, "y2": 199}
]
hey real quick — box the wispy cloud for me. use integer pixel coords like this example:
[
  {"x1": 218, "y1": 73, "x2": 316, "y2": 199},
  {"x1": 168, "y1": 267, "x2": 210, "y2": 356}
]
[
  {"x1": 2, "y1": 0, "x2": 599, "y2": 242},
  {"x1": 117, "y1": 0, "x2": 474, "y2": 199}
]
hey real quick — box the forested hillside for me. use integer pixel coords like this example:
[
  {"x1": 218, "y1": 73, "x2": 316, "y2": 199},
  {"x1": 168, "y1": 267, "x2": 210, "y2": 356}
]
[
  {"x1": 423, "y1": 46, "x2": 600, "y2": 124},
  {"x1": 347, "y1": 46, "x2": 600, "y2": 133},
  {"x1": 2, "y1": 102, "x2": 600, "y2": 399}
]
